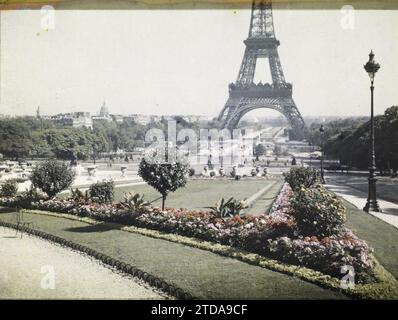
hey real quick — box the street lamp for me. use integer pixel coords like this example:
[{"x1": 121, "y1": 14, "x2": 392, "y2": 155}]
[
  {"x1": 319, "y1": 124, "x2": 325, "y2": 183},
  {"x1": 363, "y1": 50, "x2": 381, "y2": 212}
]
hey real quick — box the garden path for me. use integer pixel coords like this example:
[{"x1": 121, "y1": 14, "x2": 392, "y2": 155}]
[
  {"x1": 326, "y1": 180, "x2": 398, "y2": 229},
  {"x1": 0, "y1": 226, "x2": 164, "y2": 299}
]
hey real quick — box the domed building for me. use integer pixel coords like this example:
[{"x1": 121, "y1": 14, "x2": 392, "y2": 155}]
[
  {"x1": 92, "y1": 101, "x2": 112, "y2": 122},
  {"x1": 99, "y1": 101, "x2": 110, "y2": 118}
]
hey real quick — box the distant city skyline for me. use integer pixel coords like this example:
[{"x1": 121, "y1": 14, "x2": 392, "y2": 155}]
[{"x1": 1, "y1": 8, "x2": 397, "y2": 118}]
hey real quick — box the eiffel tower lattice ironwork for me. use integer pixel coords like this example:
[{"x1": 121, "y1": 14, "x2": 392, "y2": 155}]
[{"x1": 218, "y1": 0, "x2": 307, "y2": 140}]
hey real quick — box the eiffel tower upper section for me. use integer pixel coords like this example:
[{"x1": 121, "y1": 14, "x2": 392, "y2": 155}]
[{"x1": 234, "y1": 0, "x2": 289, "y2": 90}]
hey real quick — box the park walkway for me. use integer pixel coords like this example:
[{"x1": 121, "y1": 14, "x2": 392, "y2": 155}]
[
  {"x1": 326, "y1": 179, "x2": 398, "y2": 229},
  {"x1": 0, "y1": 208, "x2": 345, "y2": 299},
  {"x1": 0, "y1": 226, "x2": 164, "y2": 299}
]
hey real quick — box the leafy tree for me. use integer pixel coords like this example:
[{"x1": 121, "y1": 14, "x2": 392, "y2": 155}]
[
  {"x1": 138, "y1": 156, "x2": 189, "y2": 210},
  {"x1": 0, "y1": 119, "x2": 32, "y2": 159},
  {"x1": 0, "y1": 179, "x2": 18, "y2": 197},
  {"x1": 324, "y1": 106, "x2": 398, "y2": 173},
  {"x1": 31, "y1": 160, "x2": 75, "y2": 197},
  {"x1": 307, "y1": 117, "x2": 368, "y2": 147},
  {"x1": 88, "y1": 180, "x2": 114, "y2": 203}
]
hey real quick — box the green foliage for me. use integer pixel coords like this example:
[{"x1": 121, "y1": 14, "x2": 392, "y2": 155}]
[
  {"x1": 0, "y1": 179, "x2": 18, "y2": 197},
  {"x1": 138, "y1": 157, "x2": 189, "y2": 210},
  {"x1": 43, "y1": 127, "x2": 108, "y2": 160},
  {"x1": 207, "y1": 197, "x2": 248, "y2": 219},
  {"x1": 121, "y1": 192, "x2": 148, "y2": 211},
  {"x1": 0, "y1": 115, "x2": 216, "y2": 161},
  {"x1": 321, "y1": 106, "x2": 398, "y2": 172},
  {"x1": 88, "y1": 180, "x2": 115, "y2": 203},
  {"x1": 283, "y1": 167, "x2": 322, "y2": 191},
  {"x1": 70, "y1": 188, "x2": 86, "y2": 202},
  {"x1": 30, "y1": 160, "x2": 75, "y2": 197},
  {"x1": 19, "y1": 186, "x2": 49, "y2": 202},
  {"x1": 291, "y1": 185, "x2": 346, "y2": 237},
  {"x1": 307, "y1": 116, "x2": 367, "y2": 147}
]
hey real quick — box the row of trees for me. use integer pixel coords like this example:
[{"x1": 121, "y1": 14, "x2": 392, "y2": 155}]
[
  {"x1": 0, "y1": 116, "x2": 221, "y2": 161},
  {"x1": 0, "y1": 117, "x2": 192, "y2": 161},
  {"x1": 324, "y1": 106, "x2": 398, "y2": 173},
  {"x1": 0, "y1": 117, "x2": 149, "y2": 160},
  {"x1": 306, "y1": 117, "x2": 368, "y2": 147}
]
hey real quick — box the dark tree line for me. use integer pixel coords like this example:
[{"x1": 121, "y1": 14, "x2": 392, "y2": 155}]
[
  {"x1": 323, "y1": 106, "x2": 398, "y2": 174},
  {"x1": 0, "y1": 117, "x2": 146, "y2": 160}
]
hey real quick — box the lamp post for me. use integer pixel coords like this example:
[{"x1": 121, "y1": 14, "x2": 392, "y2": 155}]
[
  {"x1": 363, "y1": 50, "x2": 381, "y2": 212},
  {"x1": 319, "y1": 124, "x2": 325, "y2": 183}
]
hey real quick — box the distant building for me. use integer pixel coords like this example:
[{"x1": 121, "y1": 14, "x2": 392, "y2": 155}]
[
  {"x1": 124, "y1": 114, "x2": 152, "y2": 125},
  {"x1": 52, "y1": 112, "x2": 93, "y2": 129},
  {"x1": 92, "y1": 101, "x2": 112, "y2": 122},
  {"x1": 99, "y1": 101, "x2": 110, "y2": 117},
  {"x1": 110, "y1": 114, "x2": 124, "y2": 123}
]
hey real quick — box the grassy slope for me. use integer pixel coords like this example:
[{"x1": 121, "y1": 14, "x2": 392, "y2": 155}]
[
  {"x1": 245, "y1": 181, "x2": 283, "y2": 215},
  {"x1": 343, "y1": 200, "x2": 398, "y2": 279},
  {"x1": 114, "y1": 179, "x2": 275, "y2": 210}
]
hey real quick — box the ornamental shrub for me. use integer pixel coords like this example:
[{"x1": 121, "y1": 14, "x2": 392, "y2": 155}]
[
  {"x1": 0, "y1": 179, "x2": 18, "y2": 197},
  {"x1": 19, "y1": 186, "x2": 48, "y2": 204},
  {"x1": 88, "y1": 180, "x2": 114, "y2": 203},
  {"x1": 283, "y1": 167, "x2": 322, "y2": 191},
  {"x1": 121, "y1": 192, "x2": 148, "y2": 211},
  {"x1": 291, "y1": 185, "x2": 346, "y2": 237},
  {"x1": 30, "y1": 160, "x2": 75, "y2": 197},
  {"x1": 138, "y1": 157, "x2": 189, "y2": 210},
  {"x1": 207, "y1": 197, "x2": 248, "y2": 219}
]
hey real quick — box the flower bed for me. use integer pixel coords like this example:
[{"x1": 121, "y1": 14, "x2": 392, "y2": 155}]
[{"x1": 0, "y1": 183, "x2": 376, "y2": 283}]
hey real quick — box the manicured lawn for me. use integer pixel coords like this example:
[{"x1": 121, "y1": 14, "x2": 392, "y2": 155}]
[
  {"x1": 0, "y1": 208, "x2": 346, "y2": 299},
  {"x1": 246, "y1": 181, "x2": 283, "y2": 215},
  {"x1": 343, "y1": 200, "x2": 398, "y2": 279},
  {"x1": 114, "y1": 179, "x2": 277, "y2": 211}
]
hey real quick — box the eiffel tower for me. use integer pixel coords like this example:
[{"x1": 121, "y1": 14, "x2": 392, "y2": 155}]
[{"x1": 218, "y1": 0, "x2": 307, "y2": 140}]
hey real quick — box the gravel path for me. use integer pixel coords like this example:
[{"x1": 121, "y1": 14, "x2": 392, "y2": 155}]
[{"x1": 0, "y1": 227, "x2": 165, "y2": 299}]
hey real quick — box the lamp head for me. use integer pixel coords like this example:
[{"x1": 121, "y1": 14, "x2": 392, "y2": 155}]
[{"x1": 364, "y1": 50, "x2": 380, "y2": 82}]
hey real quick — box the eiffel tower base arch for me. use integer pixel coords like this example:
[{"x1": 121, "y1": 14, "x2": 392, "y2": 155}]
[{"x1": 219, "y1": 94, "x2": 307, "y2": 141}]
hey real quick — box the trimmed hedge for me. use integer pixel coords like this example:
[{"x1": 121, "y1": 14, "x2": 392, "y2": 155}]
[
  {"x1": 88, "y1": 181, "x2": 114, "y2": 204},
  {"x1": 283, "y1": 167, "x2": 322, "y2": 191}
]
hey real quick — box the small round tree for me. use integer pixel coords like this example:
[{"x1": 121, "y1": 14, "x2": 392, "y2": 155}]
[
  {"x1": 31, "y1": 160, "x2": 75, "y2": 197},
  {"x1": 138, "y1": 156, "x2": 189, "y2": 210}
]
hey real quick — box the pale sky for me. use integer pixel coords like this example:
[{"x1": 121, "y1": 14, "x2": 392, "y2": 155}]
[{"x1": 0, "y1": 8, "x2": 397, "y2": 118}]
